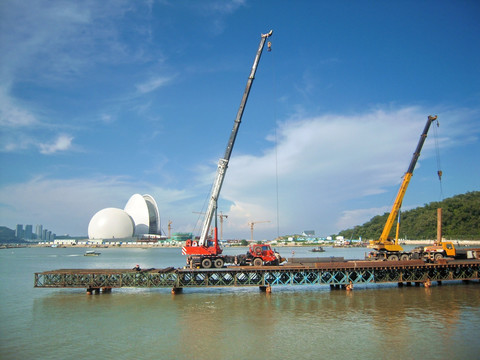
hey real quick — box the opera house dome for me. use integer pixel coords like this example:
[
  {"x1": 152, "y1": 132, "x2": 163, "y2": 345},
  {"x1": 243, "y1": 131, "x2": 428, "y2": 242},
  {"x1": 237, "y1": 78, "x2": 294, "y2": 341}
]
[
  {"x1": 88, "y1": 194, "x2": 160, "y2": 240},
  {"x1": 88, "y1": 208, "x2": 134, "y2": 239}
]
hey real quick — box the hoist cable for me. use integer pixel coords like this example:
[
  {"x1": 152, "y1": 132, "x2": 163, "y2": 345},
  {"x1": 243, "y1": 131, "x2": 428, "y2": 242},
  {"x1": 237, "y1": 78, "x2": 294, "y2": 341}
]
[
  {"x1": 433, "y1": 119, "x2": 444, "y2": 200},
  {"x1": 270, "y1": 39, "x2": 281, "y2": 239}
]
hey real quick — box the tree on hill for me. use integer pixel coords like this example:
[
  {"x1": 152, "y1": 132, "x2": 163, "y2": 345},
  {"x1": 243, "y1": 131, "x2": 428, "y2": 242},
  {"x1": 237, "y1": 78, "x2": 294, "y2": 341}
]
[{"x1": 338, "y1": 191, "x2": 480, "y2": 240}]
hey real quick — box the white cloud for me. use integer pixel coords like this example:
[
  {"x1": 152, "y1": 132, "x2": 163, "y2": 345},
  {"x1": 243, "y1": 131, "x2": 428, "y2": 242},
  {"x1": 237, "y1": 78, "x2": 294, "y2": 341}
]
[
  {"x1": 1, "y1": 132, "x2": 75, "y2": 154},
  {"x1": 0, "y1": 176, "x2": 120, "y2": 235},
  {"x1": 38, "y1": 134, "x2": 74, "y2": 154},
  {"x1": 212, "y1": 105, "x2": 475, "y2": 238},
  {"x1": 1, "y1": 134, "x2": 35, "y2": 153},
  {"x1": 208, "y1": 0, "x2": 247, "y2": 14},
  {"x1": 136, "y1": 76, "x2": 173, "y2": 94},
  {"x1": 0, "y1": 86, "x2": 38, "y2": 127},
  {"x1": 0, "y1": 175, "x2": 194, "y2": 236},
  {"x1": 100, "y1": 114, "x2": 114, "y2": 124},
  {"x1": 1, "y1": 105, "x2": 477, "y2": 239},
  {"x1": 0, "y1": 1, "x2": 143, "y2": 83},
  {"x1": 0, "y1": 1, "x2": 158, "y2": 153},
  {"x1": 0, "y1": 85, "x2": 76, "y2": 154},
  {"x1": 195, "y1": 0, "x2": 247, "y2": 35},
  {"x1": 335, "y1": 207, "x2": 389, "y2": 232}
]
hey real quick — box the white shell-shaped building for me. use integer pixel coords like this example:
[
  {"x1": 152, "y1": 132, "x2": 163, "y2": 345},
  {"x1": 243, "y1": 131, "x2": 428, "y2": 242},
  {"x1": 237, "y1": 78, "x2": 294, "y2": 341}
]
[
  {"x1": 124, "y1": 194, "x2": 160, "y2": 236},
  {"x1": 88, "y1": 194, "x2": 160, "y2": 240}
]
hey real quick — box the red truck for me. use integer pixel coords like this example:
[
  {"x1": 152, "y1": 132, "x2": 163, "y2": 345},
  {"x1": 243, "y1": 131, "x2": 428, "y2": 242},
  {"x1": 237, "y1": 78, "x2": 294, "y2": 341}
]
[{"x1": 184, "y1": 242, "x2": 284, "y2": 269}]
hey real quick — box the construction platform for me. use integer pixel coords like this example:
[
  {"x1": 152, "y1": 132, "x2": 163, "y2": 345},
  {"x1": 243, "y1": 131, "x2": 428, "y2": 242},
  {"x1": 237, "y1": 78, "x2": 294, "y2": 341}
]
[{"x1": 34, "y1": 259, "x2": 480, "y2": 294}]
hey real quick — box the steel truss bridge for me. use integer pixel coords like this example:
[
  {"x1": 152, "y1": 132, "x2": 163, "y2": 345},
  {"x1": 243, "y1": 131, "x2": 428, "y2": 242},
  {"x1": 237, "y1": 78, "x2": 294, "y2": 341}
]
[{"x1": 35, "y1": 260, "x2": 480, "y2": 294}]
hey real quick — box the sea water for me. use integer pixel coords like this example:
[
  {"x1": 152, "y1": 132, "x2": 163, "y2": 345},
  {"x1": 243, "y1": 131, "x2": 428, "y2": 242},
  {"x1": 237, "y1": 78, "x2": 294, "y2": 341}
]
[{"x1": 1, "y1": 246, "x2": 479, "y2": 360}]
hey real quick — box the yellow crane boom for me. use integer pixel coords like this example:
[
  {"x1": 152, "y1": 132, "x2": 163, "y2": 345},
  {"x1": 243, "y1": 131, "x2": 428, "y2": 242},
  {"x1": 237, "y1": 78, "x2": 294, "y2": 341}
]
[{"x1": 370, "y1": 115, "x2": 438, "y2": 252}]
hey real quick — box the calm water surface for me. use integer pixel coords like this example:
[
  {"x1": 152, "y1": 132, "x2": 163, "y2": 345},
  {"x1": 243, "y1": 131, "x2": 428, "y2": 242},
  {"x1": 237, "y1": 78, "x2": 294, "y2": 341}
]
[{"x1": 1, "y1": 246, "x2": 479, "y2": 360}]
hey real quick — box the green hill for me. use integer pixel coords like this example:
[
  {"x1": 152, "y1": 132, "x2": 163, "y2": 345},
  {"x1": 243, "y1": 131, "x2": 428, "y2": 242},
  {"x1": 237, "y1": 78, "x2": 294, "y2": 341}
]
[
  {"x1": 0, "y1": 226, "x2": 25, "y2": 243},
  {"x1": 338, "y1": 191, "x2": 480, "y2": 240}
]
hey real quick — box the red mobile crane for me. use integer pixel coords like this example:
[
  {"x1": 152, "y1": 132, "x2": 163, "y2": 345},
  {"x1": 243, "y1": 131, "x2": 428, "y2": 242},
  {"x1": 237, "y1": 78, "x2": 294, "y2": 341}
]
[{"x1": 182, "y1": 30, "x2": 284, "y2": 268}]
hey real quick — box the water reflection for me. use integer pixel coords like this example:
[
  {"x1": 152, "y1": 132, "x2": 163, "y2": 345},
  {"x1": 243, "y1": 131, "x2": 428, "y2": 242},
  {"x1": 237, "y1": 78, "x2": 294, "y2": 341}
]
[{"x1": 3, "y1": 247, "x2": 480, "y2": 360}]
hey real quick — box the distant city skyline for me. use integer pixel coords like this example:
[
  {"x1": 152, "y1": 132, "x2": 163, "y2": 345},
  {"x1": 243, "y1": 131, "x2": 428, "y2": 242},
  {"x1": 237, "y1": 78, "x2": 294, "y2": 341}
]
[{"x1": 12, "y1": 223, "x2": 56, "y2": 241}]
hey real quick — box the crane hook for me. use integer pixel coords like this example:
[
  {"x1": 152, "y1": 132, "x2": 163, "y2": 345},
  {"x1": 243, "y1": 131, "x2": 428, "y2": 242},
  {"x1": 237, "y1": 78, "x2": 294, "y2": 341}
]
[{"x1": 267, "y1": 41, "x2": 272, "y2": 51}]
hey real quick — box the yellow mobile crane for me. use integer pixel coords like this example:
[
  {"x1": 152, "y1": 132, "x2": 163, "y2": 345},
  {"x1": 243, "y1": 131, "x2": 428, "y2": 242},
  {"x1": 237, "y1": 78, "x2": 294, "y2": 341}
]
[{"x1": 368, "y1": 115, "x2": 438, "y2": 261}]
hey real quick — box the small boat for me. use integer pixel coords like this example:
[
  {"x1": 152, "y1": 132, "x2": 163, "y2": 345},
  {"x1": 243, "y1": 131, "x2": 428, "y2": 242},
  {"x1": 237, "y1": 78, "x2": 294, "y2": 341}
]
[
  {"x1": 309, "y1": 246, "x2": 325, "y2": 253},
  {"x1": 84, "y1": 250, "x2": 101, "y2": 256}
]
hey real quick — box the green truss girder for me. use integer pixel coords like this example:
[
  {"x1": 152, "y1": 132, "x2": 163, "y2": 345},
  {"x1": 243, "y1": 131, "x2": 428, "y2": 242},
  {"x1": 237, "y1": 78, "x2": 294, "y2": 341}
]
[{"x1": 34, "y1": 263, "x2": 479, "y2": 290}]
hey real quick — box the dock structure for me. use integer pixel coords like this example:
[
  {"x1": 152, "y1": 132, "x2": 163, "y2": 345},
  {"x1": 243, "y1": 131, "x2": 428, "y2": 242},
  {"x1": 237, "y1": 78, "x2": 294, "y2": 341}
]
[{"x1": 34, "y1": 260, "x2": 480, "y2": 294}]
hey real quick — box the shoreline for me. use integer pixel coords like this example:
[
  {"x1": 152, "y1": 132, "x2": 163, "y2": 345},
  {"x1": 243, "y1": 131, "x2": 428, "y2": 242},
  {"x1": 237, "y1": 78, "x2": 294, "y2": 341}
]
[{"x1": 3, "y1": 239, "x2": 480, "y2": 249}]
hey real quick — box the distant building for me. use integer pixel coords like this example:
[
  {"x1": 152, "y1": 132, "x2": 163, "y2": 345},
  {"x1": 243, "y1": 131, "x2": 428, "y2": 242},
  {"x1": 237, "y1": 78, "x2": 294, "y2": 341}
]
[
  {"x1": 302, "y1": 230, "x2": 315, "y2": 237},
  {"x1": 15, "y1": 224, "x2": 23, "y2": 239},
  {"x1": 36, "y1": 225, "x2": 43, "y2": 240},
  {"x1": 54, "y1": 239, "x2": 76, "y2": 245},
  {"x1": 24, "y1": 225, "x2": 33, "y2": 240},
  {"x1": 171, "y1": 233, "x2": 193, "y2": 242}
]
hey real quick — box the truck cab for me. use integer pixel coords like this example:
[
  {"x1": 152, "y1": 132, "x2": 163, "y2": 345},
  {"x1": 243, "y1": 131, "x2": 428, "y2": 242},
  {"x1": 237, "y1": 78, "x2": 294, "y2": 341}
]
[
  {"x1": 247, "y1": 244, "x2": 284, "y2": 266},
  {"x1": 423, "y1": 241, "x2": 480, "y2": 261},
  {"x1": 423, "y1": 241, "x2": 456, "y2": 261}
]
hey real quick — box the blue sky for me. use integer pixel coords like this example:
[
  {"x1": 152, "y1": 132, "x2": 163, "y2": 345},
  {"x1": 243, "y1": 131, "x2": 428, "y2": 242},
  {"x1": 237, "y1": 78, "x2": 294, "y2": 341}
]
[{"x1": 1, "y1": 0, "x2": 479, "y2": 239}]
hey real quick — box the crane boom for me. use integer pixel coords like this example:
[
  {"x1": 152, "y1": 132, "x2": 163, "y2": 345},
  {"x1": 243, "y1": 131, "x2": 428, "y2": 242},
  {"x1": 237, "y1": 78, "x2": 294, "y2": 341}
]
[
  {"x1": 371, "y1": 115, "x2": 438, "y2": 252},
  {"x1": 198, "y1": 30, "x2": 273, "y2": 246}
]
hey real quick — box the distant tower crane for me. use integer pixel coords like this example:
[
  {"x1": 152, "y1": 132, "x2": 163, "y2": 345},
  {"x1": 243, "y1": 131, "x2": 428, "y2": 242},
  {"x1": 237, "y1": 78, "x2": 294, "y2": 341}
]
[
  {"x1": 168, "y1": 220, "x2": 172, "y2": 238},
  {"x1": 193, "y1": 211, "x2": 229, "y2": 240},
  {"x1": 218, "y1": 211, "x2": 229, "y2": 240},
  {"x1": 248, "y1": 221, "x2": 271, "y2": 241}
]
